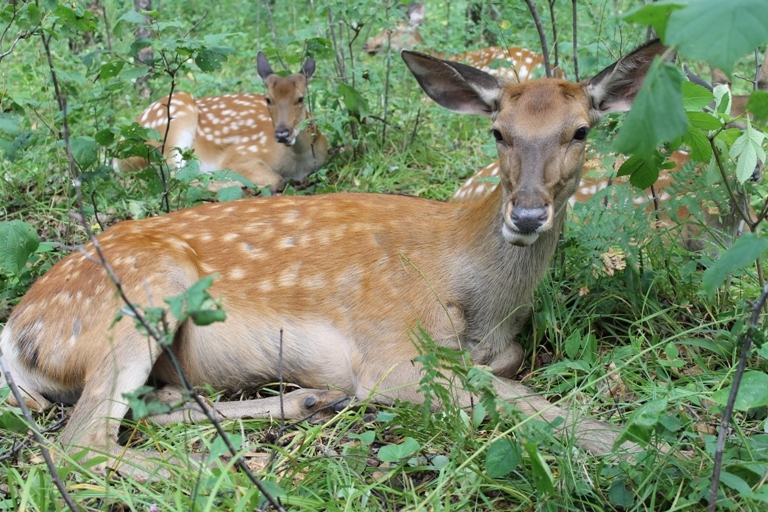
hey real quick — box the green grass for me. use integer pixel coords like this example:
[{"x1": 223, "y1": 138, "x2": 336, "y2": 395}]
[{"x1": 1, "y1": 0, "x2": 768, "y2": 510}]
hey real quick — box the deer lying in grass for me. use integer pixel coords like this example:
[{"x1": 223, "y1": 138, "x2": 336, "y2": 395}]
[
  {"x1": 363, "y1": 2, "x2": 565, "y2": 81},
  {"x1": 1, "y1": 40, "x2": 668, "y2": 480},
  {"x1": 119, "y1": 52, "x2": 327, "y2": 192}
]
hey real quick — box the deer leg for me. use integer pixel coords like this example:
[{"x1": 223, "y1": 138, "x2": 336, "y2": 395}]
[
  {"x1": 147, "y1": 385, "x2": 351, "y2": 425},
  {"x1": 59, "y1": 327, "x2": 189, "y2": 482},
  {"x1": 369, "y1": 360, "x2": 636, "y2": 457},
  {"x1": 218, "y1": 152, "x2": 285, "y2": 192}
]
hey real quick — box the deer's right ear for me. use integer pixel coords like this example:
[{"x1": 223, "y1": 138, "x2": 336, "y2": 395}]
[
  {"x1": 401, "y1": 50, "x2": 502, "y2": 117},
  {"x1": 257, "y1": 51, "x2": 274, "y2": 80}
]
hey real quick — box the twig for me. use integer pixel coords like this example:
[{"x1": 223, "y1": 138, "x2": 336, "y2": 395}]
[
  {"x1": 708, "y1": 281, "x2": 768, "y2": 511},
  {"x1": 261, "y1": 0, "x2": 286, "y2": 70},
  {"x1": 571, "y1": 0, "x2": 579, "y2": 81},
  {"x1": 0, "y1": 347, "x2": 80, "y2": 511},
  {"x1": 382, "y1": 0, "x2": 392, "y2": 146},
  {"x1": 547, "y1": 0, "x2": 558, "y2": 69},
  {"x1": 523, "y1": 0, "x2": 552, "y2": 78},
  {"x1": 709, "y1": 134, "x2": 755, "y2": 229}
]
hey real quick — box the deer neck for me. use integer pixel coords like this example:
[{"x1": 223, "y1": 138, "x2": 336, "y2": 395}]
[{"x1": 455, "y1": 185, "x2": 564, "y2": 350}]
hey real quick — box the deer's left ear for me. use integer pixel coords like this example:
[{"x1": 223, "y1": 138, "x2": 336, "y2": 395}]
[
  {"x1": 401, "y1": 50, "x2": 503, "y2": 117},
  {"x1": 587, "y1": 39, "x2": 674, "y2": 115}
]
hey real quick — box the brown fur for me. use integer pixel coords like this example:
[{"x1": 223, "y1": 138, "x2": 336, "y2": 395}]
[{"x1": 2, "y1": 41, "x2": 668, "y2": 480}]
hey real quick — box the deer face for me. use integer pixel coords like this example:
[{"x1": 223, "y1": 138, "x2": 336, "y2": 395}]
[
  {"x1": 257, "y1": 52, "x2": 316, "y2": 146},
  {"x1": 492, "y1": 81, "x2": 591, "y2": 245}
]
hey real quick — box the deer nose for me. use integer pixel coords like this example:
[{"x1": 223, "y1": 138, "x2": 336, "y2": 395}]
[
  {"x1": 510, "y1": 206, "x2": 548, "y2": 234},
  {"x1": 274, "y1": 128, "x2": 291, "y2": 143}
]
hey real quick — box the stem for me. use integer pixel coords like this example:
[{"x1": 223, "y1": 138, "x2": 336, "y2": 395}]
[
  {"x1": 571, "y1": 0, "x2": 579, "y2": 81},
  {"x1": 708, "y1": 281, "x2": 768, "y2": 511},
  {"x1": 523, "y1": 0, "x2": 552, "y2": 78}
]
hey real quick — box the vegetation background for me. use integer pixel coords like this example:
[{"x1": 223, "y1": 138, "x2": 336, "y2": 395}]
[{"x1": 0, "y1": 0, "x2": 768, "y2": 510}]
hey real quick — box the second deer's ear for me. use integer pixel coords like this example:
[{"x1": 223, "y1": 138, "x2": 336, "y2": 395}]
[
  {"x1": 301, "y1": 58, "x2": 316, "y2": 80},
  {"x1": 401, "y1": 50, "x2": 502, "y2": 117}
]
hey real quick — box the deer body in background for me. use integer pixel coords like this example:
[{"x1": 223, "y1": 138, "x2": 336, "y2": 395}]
[
  {"x1": 363, "y1": 2, "x2": 564, "y2": 81},
  {"x1": 119, "y1": 52, "x2": 327, "y2": 192},
  {"x1": 0, "y1": 40, "x2": 668, "y2": 480}
]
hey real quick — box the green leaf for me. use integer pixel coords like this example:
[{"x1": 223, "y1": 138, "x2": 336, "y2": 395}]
[
  {"x1": 613, "y1": 60, "x2": 688, "y2": 159},
  {"x1": 747, "y1": 91, "x2": 768, "y2": 123},
  {"x1": 99, "y1": 61, "x2": 125, "y2": 80},
  {"x1": 686, "y1": 111, "x2": 721, "y2": 131},
  {"x1": 731, "y1": 120, "x2": 766, "y2": 183},
  {"x1": 486, "y1": 438, "x2": 520, "y2": 478},
  {"x1": 711, "y1": 371, "x2": 768, "y2": 411},
  {"x1": 0, "y1": 220, "x2": 40, "y2": 274},
  {"x1": 702, "y1": 234, "x2": 768, "y2": 295},
  {"x1": 207, "y1": 433, "x2": 243, "y2": 463},
  {"x1": 71, "y1": 136, "x2": 99, "y2": 169},
  {"x1": 681, "y1": 128, "x2": 712, "y2": 163},
  {"x1": 524, "y1": 442, "x2": 554, "y2": 494},
  {"x1": 665, "y1": 0, "x2": 768, "y2": 73},
  {"x1": 0, "y1": 113, "x2": 21, "y2": 137},
  {"x1": 608, "y1": 478, "x2": 635, "y2": 508},
  {"x1": 564, "y1": 330, "x2": 582, "y2": 360},
  {"x1": 681, "y1": 81, "x2": 715, "y2": 112},
  {"x1": 195, "y1": 47, "x2": 235, "y2": 72},
  {"x1": 337, "y1": 83, "x2": 370, "y2": 119},
  {"x1": 94, "y1": 129, "x2": 116, "y2": 146},
  {"x1": 618, "y1": 398, "x2": 667, "y2": 447},
  {"x1": 215, "y1": 185, "x2": 244, "y2": 202},
  {"x1": 349, "y1": 431, "x2": 376, "y2": 446},
  {"x1": 623, "y1": 1, "x2": 685, "y2": 40},
  {"x1": 0, "y1": 409, "x2": 28, "y2": 433},
  {"x1": 377, "y1": 437, "x2": 420, "y2": 463},
  {"x1": 617, "y1": 154, "x2": 660, "y2": 190}
]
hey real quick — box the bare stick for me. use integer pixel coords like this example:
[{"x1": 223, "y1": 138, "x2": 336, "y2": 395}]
[
  {"x1": 261, "y1": 0, "x2": 287, "y2": 70},
  {"x1": 571, "y1": 0, "x2": 579, "y2": 81},
  {"x1": 708, "y1": 281, "x2": 768, "y2": 511},
  {"x1": 548, "y1": 0, "x2": 558, "y2": 69},
  {"x1": 523, "y1": 0, "x2": 552, "y2": 78}
]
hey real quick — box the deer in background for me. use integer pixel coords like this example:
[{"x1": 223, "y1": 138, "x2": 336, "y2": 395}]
[
  {"x1": 1, "y1": 40, "x2": 667, "y2": 480},
  {"x1": 119, "y1": 52, "x2": 328, "y2": 192},
  {"x1": 363, "y1": 2, "x2": 565, "y2": 81}
]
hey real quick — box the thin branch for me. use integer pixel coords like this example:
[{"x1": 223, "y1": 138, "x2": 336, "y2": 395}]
[
  {"x1": 708, "y1": 281, "x2": 768, "y2": 511},
  {"x1": 571, "y1": 0, "x2": 579, "y2": 81},
  {"x1": 261, "y1": 0, "x2": 286, "y2": 70},
  {"x1": 548, "y1": 0, "x2": 558, "y2": 69},
  {"x1": 523, "y1": 0, "x2": 552, "y2": 78}
]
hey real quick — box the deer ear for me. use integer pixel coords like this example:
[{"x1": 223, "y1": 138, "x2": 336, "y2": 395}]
[
  {"x1": 301, "y1": 58, "x2": 316, "y2": 80},
  {"x1": 257, "y1": 51, "x2": 274, "y2": 81},
  {"x1": 401, "y1": 50, "x2": 503, "y2": 117},
  {"x1": 587, "y1": 39, "x2": 675, "y2": 115}
]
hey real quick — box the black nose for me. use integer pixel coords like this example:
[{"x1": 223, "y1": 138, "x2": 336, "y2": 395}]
[
  {"x1": 275, "y1": 128, "x2": 290, "y2": 143},
  {"x1": 511, "y1": 206, "x2": 548, "y2": 234}
]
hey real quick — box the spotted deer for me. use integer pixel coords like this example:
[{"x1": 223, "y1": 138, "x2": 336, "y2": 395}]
[
  {"x1": 1, "y1": 40, "x2": 668, "y2": 480},
  {"x1": 119, "y1": 52, "x2": 328, "y2": 192},
  {"x1": 363, "y1": 2, "x2": 565, "y2": 81}
]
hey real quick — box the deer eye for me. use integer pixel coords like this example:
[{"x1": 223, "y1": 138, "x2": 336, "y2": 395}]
[
  {"x1": 573, "y1": 127, "x2": 590, "y2": 141},
  {"x1": 265, "y1": 97, "x2": 272, "y2": 106},
  {"x1": 491, "y1": 128, "x2": 504, "y2": 142},
  {"x1": 297, "y1": 96, "x2": 304, "y2": 104}
]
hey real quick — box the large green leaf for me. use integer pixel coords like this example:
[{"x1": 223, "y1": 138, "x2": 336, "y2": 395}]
[
  {"x1": 702, "y1": 233, "x2": 768, "y2": 296},
  {"x1": 617, "y1": 398, "x2": 667, "y2": 447},
  {"x1": 485, "y1": 438, "x2": 520, "y2": 478},
  {"x1": 71, "y1": 136, "x2": 98, "y2": 169},
  {"x1": 711, "y1": 371, "x2": 768, "y2": 411},
  {"x1": 747, "y1": 91, "x2": 768, "y2": 124},
  {"x1": 666, "y1": 0, "x2": 768, "y2": 73},
  {"x1": 377, "y1": 437, "x2": 421, "y2": 463},
  {"x1": 0, "y1": 220, "x2": 40, "y2": 275},
  {"x1": 623, "y1": 1, "x2": 685, "y2": 40},
  {"x1": 613, "y1": 60, "x2": 688, "y2": 159},
  {"x1": 681, "y1": 81, "x2": 715, "y2": 112}
]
